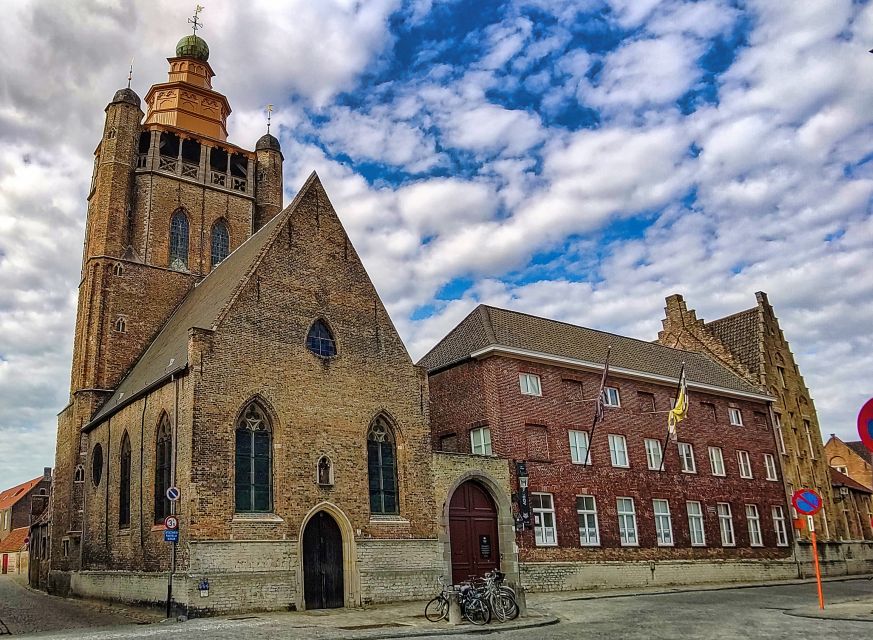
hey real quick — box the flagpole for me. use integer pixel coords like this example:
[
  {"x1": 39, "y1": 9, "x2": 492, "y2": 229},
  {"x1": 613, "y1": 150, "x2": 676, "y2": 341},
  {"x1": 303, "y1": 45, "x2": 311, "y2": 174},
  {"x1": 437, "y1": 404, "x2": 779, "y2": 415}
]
[
  {"x1": 584, "y1": 346, "x2": 611, "y2": 467},
  {"x1": 658, "y1": 363, "x2": 686, "y2": 472}
]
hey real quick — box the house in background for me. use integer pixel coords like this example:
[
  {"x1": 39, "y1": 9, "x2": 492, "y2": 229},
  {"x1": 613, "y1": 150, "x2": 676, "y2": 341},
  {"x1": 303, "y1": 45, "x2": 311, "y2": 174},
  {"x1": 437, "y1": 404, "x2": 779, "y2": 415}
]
[
  {"x1": 825, "y1": 435, "x2": 873, "y2": 490},
  {"x1": 829, "y1": 468, "x2": 873, "y2": 541},
  {"x1": 0, "y1": 469, "x2": 52, "y2": 542},
  {"x1": 0, "y1": 527, "x2": 29, "y2": 577}
]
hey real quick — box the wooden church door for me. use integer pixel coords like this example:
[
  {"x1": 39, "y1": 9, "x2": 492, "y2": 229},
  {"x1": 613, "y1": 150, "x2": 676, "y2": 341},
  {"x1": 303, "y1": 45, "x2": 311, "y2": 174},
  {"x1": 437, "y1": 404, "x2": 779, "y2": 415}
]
[
  {"x1": 303, "y1": 511, "x2": 344, "y2": 609},
  {"x1": 449, "y1": 480, "x2": 500, "y2": 583}
]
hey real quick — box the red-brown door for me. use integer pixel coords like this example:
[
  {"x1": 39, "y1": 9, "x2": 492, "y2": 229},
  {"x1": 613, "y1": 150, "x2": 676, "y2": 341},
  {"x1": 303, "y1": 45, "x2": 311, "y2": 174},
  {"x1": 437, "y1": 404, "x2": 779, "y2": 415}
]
[
  {"x1": 449, "y1": 480, "x2": 499, "y2": 584},
  {"x1": 303, "y1": 511, "x2": 344, "y2": 609},
  {"x1": 1, "y1": 554, "x2": 7, "y2": 574}
]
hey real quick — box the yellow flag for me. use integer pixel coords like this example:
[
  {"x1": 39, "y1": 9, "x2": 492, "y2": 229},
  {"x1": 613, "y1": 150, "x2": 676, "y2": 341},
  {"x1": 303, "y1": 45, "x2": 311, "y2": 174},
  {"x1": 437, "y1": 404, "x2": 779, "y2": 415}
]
[{"x1": 667, "y1": 367, "x2": 688, "y2": 441}]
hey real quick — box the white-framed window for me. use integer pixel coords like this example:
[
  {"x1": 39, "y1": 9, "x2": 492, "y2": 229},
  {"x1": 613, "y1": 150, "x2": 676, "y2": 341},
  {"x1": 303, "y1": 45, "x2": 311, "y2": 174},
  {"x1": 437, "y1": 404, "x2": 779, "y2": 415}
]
[
  {"x1": 764, "y1": 454, "x2": 778, "y2": 481},
  {"x1": 532, "y1": 493, "x2": 557, "y2": 546},
  {"x1": 576, "y1": 495, "x2": 599, "y2": 546},
  {"x1": 687, "y1": 501, "x2": 706, "y2": 546},
  {"x1": 653, "y1": 499, "x2": 673, "y2": 546},
  {"x1": 772, "y1": 506, "x2": 789, "y2": 547},
  {"x1": 608, "y1": 434, "x2": 629, "y2": 468},
  {"x1": 728, "y1": 408, "x2": 743, "y2": 426},
  {"x1": 644, "y1": 438, "x2": 663, "y2": 470},
  {"x1": 569, "y1": 430, "x2": 591, "y2": 465},
  {"x1": 617, "y1": 497, "x2": 638, "y2": 546},
  {"x1": 746, "y1": 504, "x2": 763, "y2": 546},
  {"x1": 470, "y1": 427, "x2": 493, "y2": 456},
  {"x1": 678, "y1": 442, "x2": 696, "y2": 473},
  {"x1": 804, "y1": 420, "x2": 816, "y2": 459},
  {"x1": 519, "y1": 373, "x2": 542, "y2": 396},
  {"x1": 602, "y1": 386, "x2": 621, "y2": 407},
  {"x1": 737, "y1": 450, "x2": 753, "y2": 478},
  {"x1": 776, "y1": 421, "x2": 787, "y2": 455},
  {"x1": 708, "y1": 446, "x2": 725, "y2": 476},
  {"x1": 777, "y1": 366, "x2": 787, "y2": 388},
  {"x1": 717, "y1": 502, "x2": 735, "y2": 546}
]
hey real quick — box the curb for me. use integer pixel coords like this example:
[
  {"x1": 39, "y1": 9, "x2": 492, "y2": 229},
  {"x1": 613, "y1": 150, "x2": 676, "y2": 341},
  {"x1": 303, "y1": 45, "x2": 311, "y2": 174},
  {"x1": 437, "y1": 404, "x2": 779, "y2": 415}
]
[
  {"x1": 343, "y1": 614, "x2": 560, "y2": 639},
  {"x1": 560, "y1": 574, "x2": 873, "y2": 602}
]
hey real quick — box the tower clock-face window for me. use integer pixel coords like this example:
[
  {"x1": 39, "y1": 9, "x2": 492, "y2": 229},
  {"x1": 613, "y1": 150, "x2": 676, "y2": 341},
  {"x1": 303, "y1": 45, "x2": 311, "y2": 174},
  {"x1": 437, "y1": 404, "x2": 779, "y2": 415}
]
[
  {"x1": 169, "y1": 209, "x2": 189, "y2": 271},
  {"x1": 211, "y1": 220, "x2": 229, "y2": 268}
]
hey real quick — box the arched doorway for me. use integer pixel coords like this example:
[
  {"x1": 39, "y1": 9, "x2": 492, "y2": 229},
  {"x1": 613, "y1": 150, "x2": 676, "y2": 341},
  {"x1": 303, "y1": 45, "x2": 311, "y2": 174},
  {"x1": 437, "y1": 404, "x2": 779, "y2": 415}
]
[
  {"x1": 449, "y1": 480, "x2": 500, "y2": 583},
  {"x1": 302, "y1": 511, "x2": 344, "y2": 609}
]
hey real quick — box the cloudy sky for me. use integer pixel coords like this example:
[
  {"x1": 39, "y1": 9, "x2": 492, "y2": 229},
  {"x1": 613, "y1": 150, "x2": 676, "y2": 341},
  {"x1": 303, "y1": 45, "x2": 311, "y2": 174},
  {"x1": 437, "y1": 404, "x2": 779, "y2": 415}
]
[{"x1": 1, "y1": 0, "x2": 872, "y2": 488}]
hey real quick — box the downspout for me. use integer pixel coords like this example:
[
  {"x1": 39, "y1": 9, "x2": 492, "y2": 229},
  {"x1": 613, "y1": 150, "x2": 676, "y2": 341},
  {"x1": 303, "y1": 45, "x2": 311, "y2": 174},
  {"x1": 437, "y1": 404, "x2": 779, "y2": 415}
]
[
  {"x1": 105, "y1": 418, "x2": 111, "y2": 547},
  {"x1": 140, "y1": 396, "x2": 148, "y2": 550}
]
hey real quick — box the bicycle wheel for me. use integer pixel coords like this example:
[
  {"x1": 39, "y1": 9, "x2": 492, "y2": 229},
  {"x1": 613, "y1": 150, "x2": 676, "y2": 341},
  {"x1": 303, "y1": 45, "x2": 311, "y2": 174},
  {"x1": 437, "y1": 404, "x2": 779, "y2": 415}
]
[
  {"x1": 494, "y1": 591, "x2": 519, "y2": 621},
  {"x1": 464, "y1": 596, "x2": 492, "y2": 625},
  {"x1": 425, "y1": 595, "x2": 449, "y2": 622}
]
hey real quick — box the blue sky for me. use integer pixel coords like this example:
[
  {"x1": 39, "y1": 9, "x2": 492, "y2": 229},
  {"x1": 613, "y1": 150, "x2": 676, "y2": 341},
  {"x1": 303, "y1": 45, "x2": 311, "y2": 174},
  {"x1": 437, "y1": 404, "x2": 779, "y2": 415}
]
[{"x1": 0, "y1": 0, "x2": 872, "y2": 488}]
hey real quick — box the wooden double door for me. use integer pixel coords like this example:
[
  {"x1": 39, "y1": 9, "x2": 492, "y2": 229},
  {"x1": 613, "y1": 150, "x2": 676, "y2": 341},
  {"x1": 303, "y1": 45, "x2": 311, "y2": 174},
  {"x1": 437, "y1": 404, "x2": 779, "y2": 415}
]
[
  {"x1": 302, "y1": 511, "x2": 344, "y2": 609},
  {"x1": 449, "y1": 480, "x2": 500, "y2": 584}
]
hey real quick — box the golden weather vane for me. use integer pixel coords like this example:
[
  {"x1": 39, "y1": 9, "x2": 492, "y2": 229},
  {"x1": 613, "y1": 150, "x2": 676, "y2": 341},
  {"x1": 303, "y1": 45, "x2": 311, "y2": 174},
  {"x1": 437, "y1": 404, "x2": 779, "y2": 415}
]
[
  {"x1": 266, "y1": 104, "x2": 274, "y2": 134},
  {"x1": 188, "y1": 5, "x2": 205, "y2": 35}
]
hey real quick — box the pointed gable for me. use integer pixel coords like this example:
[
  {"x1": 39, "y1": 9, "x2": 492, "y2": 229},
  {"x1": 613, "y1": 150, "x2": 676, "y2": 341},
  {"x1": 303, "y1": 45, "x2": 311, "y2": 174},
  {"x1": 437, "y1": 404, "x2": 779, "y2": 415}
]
[{"x1": 87, "y1": 173, "x2": 323, "y2": 428}]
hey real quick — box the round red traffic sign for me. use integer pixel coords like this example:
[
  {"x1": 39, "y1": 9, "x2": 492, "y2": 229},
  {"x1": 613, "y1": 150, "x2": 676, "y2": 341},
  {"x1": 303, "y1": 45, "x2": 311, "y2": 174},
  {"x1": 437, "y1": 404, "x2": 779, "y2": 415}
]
[
  {"x1": 164, "y1": 515, "x2": 179, "y2": 530},
  {"x1": 792, "y1": 489, "x2": 822, "y2": 516},
  {"x1": 857, "y1": 397, "x2": 873, "y2": 453}
]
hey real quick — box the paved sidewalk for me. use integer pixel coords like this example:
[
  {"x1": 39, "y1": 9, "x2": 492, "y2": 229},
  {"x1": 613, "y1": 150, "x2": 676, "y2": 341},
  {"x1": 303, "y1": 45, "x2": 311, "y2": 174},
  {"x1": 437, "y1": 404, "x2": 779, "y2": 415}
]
[{"x1": 786, "y1": 598, "x2": 873, "y2": 622}]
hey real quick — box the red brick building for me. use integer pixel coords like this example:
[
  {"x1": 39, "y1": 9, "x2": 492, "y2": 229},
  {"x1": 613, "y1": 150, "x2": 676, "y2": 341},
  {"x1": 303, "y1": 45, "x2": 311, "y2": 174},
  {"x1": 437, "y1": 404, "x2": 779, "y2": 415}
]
[{"x1": 421, "y1": 306, "x2": 793, "y2": 588}]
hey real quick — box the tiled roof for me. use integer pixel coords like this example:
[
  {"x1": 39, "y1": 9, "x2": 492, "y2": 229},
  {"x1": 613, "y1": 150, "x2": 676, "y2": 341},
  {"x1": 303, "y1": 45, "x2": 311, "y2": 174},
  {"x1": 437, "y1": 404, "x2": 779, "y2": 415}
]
[
  {"x1": 844, "y1": 441, "x2": 872, "y2": 461},
  {"x1": 705, "y1": 307, "x2": 761, "y2": 375},
  {"x1": 417, "y1": 305, "x2": 764, "y2": 396},
  {"x1": 830, "y1": 467, "x2": 873, "y2": 493},
  {"x1": 0, "y1": 527, "x2": 28, "y2": 553},
  {"x1": 88, "y1": 172, "x2": 321, "y2": 428},
  {"x1": 0, "y1": 477, "x2": 41, "y2": 511}
]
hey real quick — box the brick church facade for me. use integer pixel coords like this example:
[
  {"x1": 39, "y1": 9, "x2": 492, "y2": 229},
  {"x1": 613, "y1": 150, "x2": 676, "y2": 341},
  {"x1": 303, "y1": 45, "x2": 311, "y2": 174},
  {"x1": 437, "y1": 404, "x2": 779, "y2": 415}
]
[{"x1": 49, "y1": 33, "x2": 446, "y2": 613}]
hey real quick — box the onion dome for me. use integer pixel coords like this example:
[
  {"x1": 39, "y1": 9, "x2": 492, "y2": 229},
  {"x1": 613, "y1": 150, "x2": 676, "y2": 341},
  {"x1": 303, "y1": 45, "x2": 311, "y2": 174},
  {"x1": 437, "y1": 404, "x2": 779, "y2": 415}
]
[
  {"x1": 112, "y1": 88, "x2": 141, "y2": 108},
  {"x1": 256, "y1": 133, "x2": 281, "y2": 152},
  {"x1": 176, "y1": 34, "x2": 210, "y2": 61}
]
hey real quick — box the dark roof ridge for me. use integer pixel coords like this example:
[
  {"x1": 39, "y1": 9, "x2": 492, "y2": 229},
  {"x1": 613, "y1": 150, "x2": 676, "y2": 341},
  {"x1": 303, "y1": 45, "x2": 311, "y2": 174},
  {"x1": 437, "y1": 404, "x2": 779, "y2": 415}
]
[
  {"x1": 478, "y1": 305, "x2": 497, "y2": 344},
  {"x1": 705, "y1": 306, "x2": 757, "y2": 326},
  {"x1": 478, "y1": 304, "x2": 716, "y2": 361}
]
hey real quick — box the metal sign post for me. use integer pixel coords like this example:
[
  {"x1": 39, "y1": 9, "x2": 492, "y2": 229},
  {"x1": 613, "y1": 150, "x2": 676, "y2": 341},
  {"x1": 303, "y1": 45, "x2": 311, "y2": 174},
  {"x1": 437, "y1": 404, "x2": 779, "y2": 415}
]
[
  {"x1": 792, "y1": 488, "x2": 824, "y2": 610},
  {"x1": 165, "y1": 488, "x2": 180, "y2": 619}
]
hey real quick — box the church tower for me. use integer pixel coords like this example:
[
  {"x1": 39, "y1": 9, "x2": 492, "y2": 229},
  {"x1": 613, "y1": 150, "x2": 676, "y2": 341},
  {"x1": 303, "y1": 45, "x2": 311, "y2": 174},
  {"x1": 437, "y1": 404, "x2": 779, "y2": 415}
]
[{"x1": 50, "y1": 26, "x2": 283, "y2": 581}]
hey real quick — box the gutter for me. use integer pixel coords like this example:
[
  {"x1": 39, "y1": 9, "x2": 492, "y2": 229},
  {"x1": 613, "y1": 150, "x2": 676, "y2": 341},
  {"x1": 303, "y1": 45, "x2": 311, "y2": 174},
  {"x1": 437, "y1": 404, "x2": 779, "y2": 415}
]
[
  {"x1": 81, "y1": 365, "x2": 187, "y2": 432},
  {"x1": 466, "y1": 345, "x2": 773, "y2": 402}
]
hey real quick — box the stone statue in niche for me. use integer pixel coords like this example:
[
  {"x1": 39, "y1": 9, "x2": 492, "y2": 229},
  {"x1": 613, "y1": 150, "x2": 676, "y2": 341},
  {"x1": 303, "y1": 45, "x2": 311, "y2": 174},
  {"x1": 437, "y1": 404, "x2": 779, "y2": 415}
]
[{"x1": 317, "y1": 456, "x2": 333, "y2": 486}]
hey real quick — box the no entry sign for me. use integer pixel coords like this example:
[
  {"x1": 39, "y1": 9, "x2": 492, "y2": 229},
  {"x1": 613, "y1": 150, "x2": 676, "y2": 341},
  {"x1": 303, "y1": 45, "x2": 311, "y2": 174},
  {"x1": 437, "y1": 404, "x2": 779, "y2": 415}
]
[
  {"x1": 792, "y1": 489, "x2": 823, "y2": 516},
  {"x1": 857, "y1": 398, "x2": 873, "y2": 453}
]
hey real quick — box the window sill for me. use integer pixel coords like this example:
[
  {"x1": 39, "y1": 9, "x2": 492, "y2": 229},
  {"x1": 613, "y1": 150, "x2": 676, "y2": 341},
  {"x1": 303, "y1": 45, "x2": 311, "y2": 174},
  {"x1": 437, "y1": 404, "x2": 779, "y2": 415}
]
[
  {"x1": 232, "y1": 513, "x2": 284, "y2": 523},
  {"x1": 118, "y1": 528, "x2": 131, "y2": 535},
  {"x1": 691, "y1": 543, "x2": 707, "y2": 547},
  {"x1": 151, "y1": 524, "x2": 166, "y2": 532},
  {"x1": 620, "y1": 542, "x2": 639, "y2": 547},
  {"x1": 369, "y1": 515, "x2": 409, "y2": 525},
  {"x1": 534, "y1": 542, "x2": 558, "y2": 547}
]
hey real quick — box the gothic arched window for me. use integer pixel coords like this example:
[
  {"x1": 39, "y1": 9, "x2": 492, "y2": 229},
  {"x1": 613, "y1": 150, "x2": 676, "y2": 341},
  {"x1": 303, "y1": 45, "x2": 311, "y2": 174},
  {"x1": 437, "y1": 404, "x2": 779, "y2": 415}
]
[
  {"x1": 367, "y1": 417, "x2": 398, "y2": 515},
  {"x1": 169, "y1": 209, "x2": 189, "y2": 271},
  {"x1": 154, "y1": 414, "x2": 172, "y2": 523},
  {"x1": 211, "y1": 219, "x2": 229, "y2": 269},
  {"x1": 119, "y1": 432, "x2": 131, "y2": 528},
  {"x1": 306, "y1": 320, "x2": 337, "y2": 358},
  {"x1": 74, "y1": 464, "x2": 85, "y2": 483},
  {"x1": 235, "y1": 402, "x2": 272, "y2": 513},
  {"x1": 92, "y1": 444, "x2": 103, "y2": 487}
]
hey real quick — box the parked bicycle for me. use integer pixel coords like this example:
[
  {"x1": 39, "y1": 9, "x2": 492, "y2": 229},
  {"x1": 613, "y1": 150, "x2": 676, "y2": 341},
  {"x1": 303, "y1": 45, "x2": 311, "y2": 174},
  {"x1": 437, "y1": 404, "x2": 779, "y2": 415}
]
[
  {"x1": 479, "y1": 570, "x2": 519, "y2": 621},
  {"x1": 424, "y1": 575, "x2": 492, "y2": 625}
]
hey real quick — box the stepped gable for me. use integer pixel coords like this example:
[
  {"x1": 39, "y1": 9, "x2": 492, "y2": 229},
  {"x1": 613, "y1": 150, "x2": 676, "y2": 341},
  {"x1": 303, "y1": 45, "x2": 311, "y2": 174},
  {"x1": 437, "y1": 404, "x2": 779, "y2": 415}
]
[
  {"x1": 705, "y1": 307, "x2": 761, "y2": 376},
  {"x1": 87, "y1": 172, "x2": 322, "y2": 428},
  {"x1": 418, "y1": 304, "x2": 763, "y2": 395}
]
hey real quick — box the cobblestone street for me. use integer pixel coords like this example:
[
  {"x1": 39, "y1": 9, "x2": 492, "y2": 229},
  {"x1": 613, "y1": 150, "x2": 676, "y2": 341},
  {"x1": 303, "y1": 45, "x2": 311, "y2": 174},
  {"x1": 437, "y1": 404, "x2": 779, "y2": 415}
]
[{"x1": 0, "y1": 576, "x2": 160, "y2": 636}]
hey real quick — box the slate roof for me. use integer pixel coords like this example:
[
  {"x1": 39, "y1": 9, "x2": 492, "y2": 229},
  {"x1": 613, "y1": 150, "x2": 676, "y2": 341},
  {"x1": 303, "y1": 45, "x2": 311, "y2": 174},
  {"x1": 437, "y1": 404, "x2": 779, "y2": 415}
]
[
  {"x1": 0, "y1": 477, "x2": 41, "y2": 511},
  {"x1": 417, "y1": 305, "x2": 765, "y2": 396},
  {"x1": 88, "y1": 172, "x2": 320, "y2": 428},
  {"x1": 705, "y1": 307, "x2": 761, "y2": 375},
  {"x1": 830, "y1": 467, "x2": 873, "y2": 493},
  {"x1": 844, "y1": 441, "x2": 872, "y2": 461},
  {"x1": 0, "y1": 527, "x2": 29, "y2": 553}
]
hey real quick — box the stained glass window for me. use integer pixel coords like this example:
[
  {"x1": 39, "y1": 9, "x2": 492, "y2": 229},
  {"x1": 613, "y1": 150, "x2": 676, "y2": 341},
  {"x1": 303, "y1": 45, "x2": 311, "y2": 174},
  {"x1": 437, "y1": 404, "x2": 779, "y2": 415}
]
[
  {"x1": 367, "y1": 417, "x2": 398, "y2": 514},
  {"x1": 235, "y1": 402, "x2": 272, "y2": 513},
  {"x1": 120, "y1": 432, "x2": 131, "y2": 528},
  {"x1": 211, "y1": 220, "x2": 229, "y2": 268},
  {"x1": 306, "y1": 320, "x2": 337, "y2": 357},
  {"x1": 154, "y1": 414, "x2": 172, "y2": 523},
  {"x1": 169, "y1": 209, "x2": 189, "y2": 271}
]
